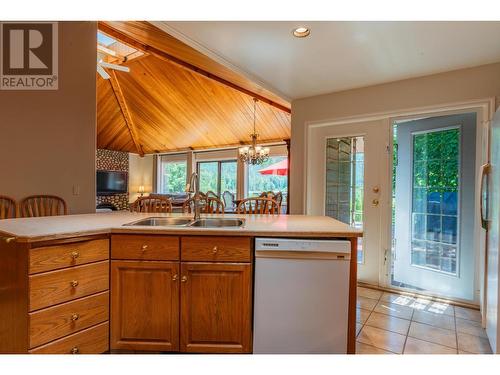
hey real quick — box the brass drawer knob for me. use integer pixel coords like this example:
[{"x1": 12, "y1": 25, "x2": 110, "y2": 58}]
[
  {"x1": 70, "y1": 346, "x2": 79, "y2": 354},
  {"x1": 70, "y1": 280, "x2": 79, "y2": 288},
  {"x1": 172, "y1": 274, "x2": 178, "y2": 281},
  {"x1": 71, "y1": 313, "x2": 79, "y2": 321},
  {"x1": 70, "y1": 251, "x2": 79, "y2": 259},
  {"x1": 212, "y1": 246, "x2": 218, "y2": 254},
  {"x1": 181, "y1": 276, "x2": 188, "y2": 283},
  {"x1": 141, "y1": 244, "x2": 148, "y2": 252}
]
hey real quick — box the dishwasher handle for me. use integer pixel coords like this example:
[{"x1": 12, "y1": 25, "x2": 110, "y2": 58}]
[{"x1": 255, "y1": 250, "x2": 351, "y2": 260}]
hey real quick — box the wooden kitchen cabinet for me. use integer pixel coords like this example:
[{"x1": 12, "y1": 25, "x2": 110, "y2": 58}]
[
  {"x1": 180, "y1": 262, "x2": 252, "y2": 353},
  {"x1": 111, "y1": 260, "x2": 180, "y2": 351},
  {"x1": 110, "y1": 234, "x2": 253, "y2": 354}
]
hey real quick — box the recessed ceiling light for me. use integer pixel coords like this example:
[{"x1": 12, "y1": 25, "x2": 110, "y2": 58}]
[{"x1": 292, "y1": 27, "x2": 310, "y2": 38}]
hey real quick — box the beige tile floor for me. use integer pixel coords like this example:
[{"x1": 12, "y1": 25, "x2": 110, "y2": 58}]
[{"x1": 355, "y1": 287, "x2": 492, "y2": 354}]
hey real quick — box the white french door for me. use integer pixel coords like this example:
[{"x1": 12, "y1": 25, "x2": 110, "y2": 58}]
[
  {"x1": 393, "y1": 113, "x2": 477, "y2": 301},
  {"x1": 307, "y1": 119, "x2": 390, "y2": 284}
]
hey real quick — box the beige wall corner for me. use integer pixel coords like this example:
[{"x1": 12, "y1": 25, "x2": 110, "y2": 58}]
[
  {"x1": 290, "y1": 62, "x2": 500, "y2": 214},
  {"x1": 0, "y1": 22, "x2": 97, "y2": 214},
  {"x1": 129, "y1": 153, "x2": 154, "y2": 203}
]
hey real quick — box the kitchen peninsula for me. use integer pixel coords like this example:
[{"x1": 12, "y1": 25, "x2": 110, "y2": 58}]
[{"x1": 0, "y1": 212, "x2": 361, "y2": 354}]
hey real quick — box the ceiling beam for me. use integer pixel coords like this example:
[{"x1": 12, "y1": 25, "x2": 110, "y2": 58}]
[
  {"x1": 148, "y1": 138, "x2": 289, "y2": 155},
  {"x1": 98, "y1": 22, "x2": 291, "y2": 114},
  {"x1": 108, "y1": 70, "x2": 144, "y2": 156}
]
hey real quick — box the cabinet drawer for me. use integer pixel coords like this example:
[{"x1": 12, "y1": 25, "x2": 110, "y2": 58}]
[
  {"x1": 29, "y1": 291, "x2": 109, "y2": 348},
  {"x1": 29, "y1": 261, "x2": 109, "y2": 311},
  {"x1": 29, "y1": 322, "x2": 109, "y2": 354},
  {"x1": 181, "y1": 236, "x2": 251, "y2": 262},
  {"x1": 112, "y1": 235, "x2": 179, "y2": 261},
  {"x1": 29, "y1": 239, "x2": 109, "y2": 274}
]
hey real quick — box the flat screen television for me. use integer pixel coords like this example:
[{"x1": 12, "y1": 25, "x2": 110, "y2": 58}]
[{"x1": 96, "y1": 170, "x2": 128, "y2": 195}]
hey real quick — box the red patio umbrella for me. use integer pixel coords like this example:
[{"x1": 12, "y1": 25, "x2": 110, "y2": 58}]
[{"x1": 258, "y1": 159, "x2": 288, "y2": 176}]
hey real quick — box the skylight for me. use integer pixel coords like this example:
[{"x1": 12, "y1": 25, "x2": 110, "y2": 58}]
[{"x1": 97, "y1": 32, "x2": 116, "y2": 47}]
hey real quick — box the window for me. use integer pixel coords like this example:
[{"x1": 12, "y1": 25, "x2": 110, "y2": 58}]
[
  {"x1": 410, "y1": 128, "x2": 459, "y2": 274},
  {"x1": 159, "y1": 159, "x2": 187, "y2": 194},
  {"x1": 246, "y1": 156, "x2": 288, "y2": 211},
  {"x1": 325, "y1": 137, "x2": 364, "y2": 262},
  {"x1": 221, "y1": 161, "x2": 237, "y2": 194},
  {"x1": 197, "y1": 160, "x2": 237, "y2": 196}
]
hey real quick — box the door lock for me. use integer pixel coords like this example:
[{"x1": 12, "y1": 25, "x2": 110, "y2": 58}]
[{"x1": 372, "y1": 199, "x2": 379, "y2": 206}]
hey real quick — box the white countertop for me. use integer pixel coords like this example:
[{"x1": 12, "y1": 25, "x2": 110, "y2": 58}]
[{"x1": 0, "y1": 212, "x2": 363, "y2": 242}]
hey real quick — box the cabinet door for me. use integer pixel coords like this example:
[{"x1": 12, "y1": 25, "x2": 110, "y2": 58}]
[
  {"x1": 180, "y1": 263, "x2": 252, "y2": 353},
  {"x1": 111, "y1": 261, "x2": 179, "y2": 351}
]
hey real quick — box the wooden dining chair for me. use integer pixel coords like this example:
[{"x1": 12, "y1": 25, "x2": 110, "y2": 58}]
[
  {"x1": 20, "y1": 195, "x2": 67, "y2": 217},
  {"x1": 274, "y1": 192, "x2": 283, "y2": 208},
  {"x1": 0, "y1": 195, "x2": 17, "y2": 219},
  {"x1": 182, "y1": 196, "x2": 224, "y2": 214},
  {"x1": 205, "y1": 197, "x2": 225, "y2": 214},
  {"x1": 236, "y1": 197, "x2": 280, "y2": 215},
  {"x1": 259, "y1": 191, "x2": 283, "y2": 212},
  {"x1": 205, "y1": 190, "x2": 219, "y2": 199},
  {"x1": 130, "y1": 196, "x2": 172, "y2": 213},
  {"x1": 182, "y1": 196, "x2": 205, "y2": 214}
]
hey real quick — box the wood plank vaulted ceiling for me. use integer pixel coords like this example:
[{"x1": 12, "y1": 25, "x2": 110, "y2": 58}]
[{"x1": 97, "y1": 21, "x2": 291, "y2": 155}]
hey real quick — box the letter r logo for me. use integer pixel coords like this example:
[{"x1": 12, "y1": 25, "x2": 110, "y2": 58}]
[
  {"x1": 2, "y1": 23, "x2": 53, "y2": 75},
  {"x1": 0, "y1": 22, "x2": 58, "y2": 90}
]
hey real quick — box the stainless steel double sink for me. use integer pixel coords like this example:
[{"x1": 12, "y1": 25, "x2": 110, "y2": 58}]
[{"x1": 124, "y1": 217, "x2": 245, "y2": 228}]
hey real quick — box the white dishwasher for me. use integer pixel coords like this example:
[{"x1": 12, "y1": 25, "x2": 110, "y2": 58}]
[{"x1": 253, "y1": 238, "x2": 351, "y2": 354}]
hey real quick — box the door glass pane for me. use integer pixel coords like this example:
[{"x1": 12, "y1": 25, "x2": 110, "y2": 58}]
[
  {"x1": 198, "y1": 162, "x2": 219, "y2": 194},
  {"x1": 160, "y1": 160, "x2": 187, "y2": 194},
  {"x1": 221, "y1": 161, "x2": 237, "y2": 194},
  {"x1": 325, "y1": 137, "x2": 364, "y2": 262},
  {"x1": 410, "y1": 129, "x2": 460, "y2": 275}
]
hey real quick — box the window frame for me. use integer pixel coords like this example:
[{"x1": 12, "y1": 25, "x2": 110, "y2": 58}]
[
  {"x1": 196, "y1": 159, "x2": 237, "y2": 197},
  {"x1": 157, "y1": 153, "x2": 189, "y2": 195}
]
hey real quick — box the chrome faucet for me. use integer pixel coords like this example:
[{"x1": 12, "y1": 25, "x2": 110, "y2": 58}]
[{"x1": 186, "y1": 172, "x2": 203, "y2": 221}]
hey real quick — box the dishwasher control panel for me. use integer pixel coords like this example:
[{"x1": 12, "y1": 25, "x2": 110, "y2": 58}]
[{"x1": 255, "y1": 238, "x2": 351, "y2": 253}]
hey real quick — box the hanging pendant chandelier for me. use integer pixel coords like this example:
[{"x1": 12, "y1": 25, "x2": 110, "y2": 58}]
[{"x1": 239, "y1": 98, "x2": 270, "y2": 165}]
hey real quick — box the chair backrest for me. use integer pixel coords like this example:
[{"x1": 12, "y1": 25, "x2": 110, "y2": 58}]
[
  {"x1": 222, "y1": 190, "x2": 235, "y2": 210},
  {"x1": 273, "y1": 191, "x2": 283, "y2": 207},
  {"x1": 131, "y1": 196, "x2": 172, "y2": 213},
  {"x1": 259, "y1": 191, "x2": 283, "y2": 208},
  {"x1": 0, "y1": 195, "x2": 17, "y2": 219},
  {"x1": 182, "y1": 196, "x2": 205, "y2": 214},
  {"x1": 236, "y1": 197, "x2": 280, "y2": 215},
  {"x1": 205, "y1": 190, "x2": 219, "y2": 199},
  {"x1": 20, "y1": 195, "x2": 67, "y2": 218},
  {"x1": 182, "y1": 196, "x2": 224, "y2": 214},
  {"x1": 205, "y1": 197, "x2": 225, "y2": 214}
]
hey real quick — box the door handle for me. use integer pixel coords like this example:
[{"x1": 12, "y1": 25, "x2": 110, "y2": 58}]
[{"x1": 480, "y1": 163, "x2": 491, "y2": 230}]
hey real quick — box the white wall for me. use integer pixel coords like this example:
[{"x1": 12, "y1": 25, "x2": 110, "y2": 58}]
[{"x1": 128, "y1": 153, "x2": 154, "y2": 203}]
